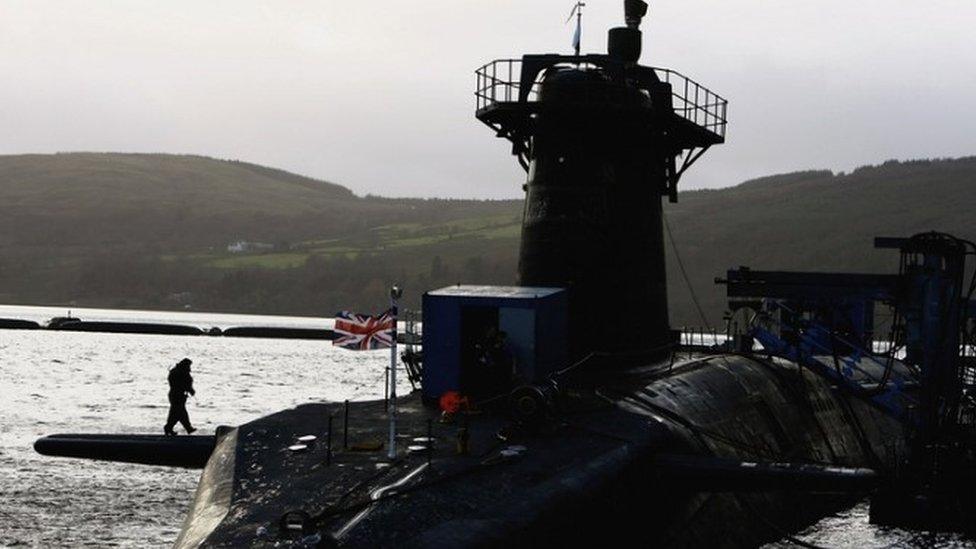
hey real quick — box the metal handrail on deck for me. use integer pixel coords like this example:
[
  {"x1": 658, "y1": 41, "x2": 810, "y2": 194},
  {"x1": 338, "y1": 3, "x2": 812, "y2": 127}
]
[
  {"x1": 474, "y1": 59, "x2": 540, "y2": 110},
  {"x1": 474, "y1": 59, "x2": 727, "y2": 139}
]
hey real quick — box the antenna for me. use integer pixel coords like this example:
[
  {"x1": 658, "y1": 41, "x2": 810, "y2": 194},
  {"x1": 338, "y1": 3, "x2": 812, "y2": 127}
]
[{"x1": 566, "y1": 2, "x2": 585, "y2": 56}]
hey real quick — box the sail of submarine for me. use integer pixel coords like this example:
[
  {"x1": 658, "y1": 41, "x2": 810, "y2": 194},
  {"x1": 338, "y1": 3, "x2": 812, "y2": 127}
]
[{"x1": 35, "y1": 2, "x2": 935, "y2": 547}]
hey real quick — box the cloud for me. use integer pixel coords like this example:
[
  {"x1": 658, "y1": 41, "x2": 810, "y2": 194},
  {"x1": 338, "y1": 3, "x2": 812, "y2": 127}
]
[{"x1": 0, "y1": 1, "x2": 973, "y2": 198}]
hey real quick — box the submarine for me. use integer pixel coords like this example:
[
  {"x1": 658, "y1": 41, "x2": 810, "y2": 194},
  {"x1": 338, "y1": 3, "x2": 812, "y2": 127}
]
[{"x1": 35, "y1": 2, "x2": 976, "y2": 546}]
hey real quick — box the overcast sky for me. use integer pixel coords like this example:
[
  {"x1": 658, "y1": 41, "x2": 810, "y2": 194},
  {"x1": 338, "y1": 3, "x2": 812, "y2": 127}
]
[{"x1": 1, "y1": 1, "x2": 974, "y2": 198}]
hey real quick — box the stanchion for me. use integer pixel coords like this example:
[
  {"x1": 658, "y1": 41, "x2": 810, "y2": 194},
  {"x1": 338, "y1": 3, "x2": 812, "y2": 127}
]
[
  {"x1": 387, "y1": 285, "x2": 402, "y2": 460},
  {"x1": 427, "y1": 419, "x2": 433, "y2": 468},
  {"x1": 343, "y1": 400, "x2": 349, "y2": 450},
  {"x1": 326, "y1": 415, "x2": 333, "y2": 466}
]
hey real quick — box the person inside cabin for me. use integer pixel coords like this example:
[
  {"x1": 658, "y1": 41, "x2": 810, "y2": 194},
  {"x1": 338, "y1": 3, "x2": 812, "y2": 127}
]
[
  {"x1": 475, "y1": 328, "x2": 515, "y2": 398},
  {"x1": 164, "y1": 358, "x2": 197, "y2": 435},
  {"x1": 490, "y1": 331, "x2": 516, "y2": 390}
]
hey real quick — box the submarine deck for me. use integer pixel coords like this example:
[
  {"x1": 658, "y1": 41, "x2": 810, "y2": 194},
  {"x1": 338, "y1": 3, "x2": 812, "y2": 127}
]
[
  {"x1": 173, "y1": 350, "x2": 910, "y2": 548},
  {"x1": 178, "y1": 391, "x2": 660, "y2": 547}
]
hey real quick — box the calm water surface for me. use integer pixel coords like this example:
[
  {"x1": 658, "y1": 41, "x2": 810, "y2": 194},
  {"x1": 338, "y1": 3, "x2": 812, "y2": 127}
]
[{"x1": 0, "y1": 305, "x2": 972, "y2": 548}]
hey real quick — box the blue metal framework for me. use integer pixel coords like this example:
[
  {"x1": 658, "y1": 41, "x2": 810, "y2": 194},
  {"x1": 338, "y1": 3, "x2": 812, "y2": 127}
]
[
  {"x1": 720, "y1": 233, "x2": 976, "y2": 431},
  {"x1": 748, "y1": 301, "x2": 916, "y2": 422}
]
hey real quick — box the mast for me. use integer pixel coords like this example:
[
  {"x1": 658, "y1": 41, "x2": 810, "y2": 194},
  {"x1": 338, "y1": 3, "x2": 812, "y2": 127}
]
[{"x1": 568, "y1": 2, "x2": 585, "y2": 57}]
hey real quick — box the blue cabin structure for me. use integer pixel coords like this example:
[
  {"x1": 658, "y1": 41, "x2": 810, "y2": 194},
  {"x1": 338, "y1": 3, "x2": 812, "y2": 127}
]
[{"x1": 421, "y1": 285, "x2": 569, "y2": 402}]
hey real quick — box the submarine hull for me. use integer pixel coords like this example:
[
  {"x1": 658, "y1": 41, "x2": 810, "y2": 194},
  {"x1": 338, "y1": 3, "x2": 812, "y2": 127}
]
[{"x1": 173, "y1": 352, "x2": 904, "y2": 548}]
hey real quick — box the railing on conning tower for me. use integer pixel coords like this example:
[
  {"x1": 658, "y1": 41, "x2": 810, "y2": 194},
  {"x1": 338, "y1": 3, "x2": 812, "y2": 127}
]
[
  {"x1": 475, "y1": 59, "x2": 541, "y2": 108},
  {"x1": 654, "y1": 68, "x2": 728, "y2": 139},
  {"x1": 474, "y1": 59, "x2": 728, "y2": 140}
]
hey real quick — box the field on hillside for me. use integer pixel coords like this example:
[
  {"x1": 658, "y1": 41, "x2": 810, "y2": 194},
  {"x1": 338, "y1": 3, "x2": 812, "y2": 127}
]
[{"x1": 204, "y1": 213, "x2": 521, "y2": 270}]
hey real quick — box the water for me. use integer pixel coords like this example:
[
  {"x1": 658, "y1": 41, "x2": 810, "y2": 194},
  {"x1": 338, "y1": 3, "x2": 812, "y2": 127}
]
[
  {"x1": 0, "y1": 305, "x2": 972, "y2": 548},
  {"x1": 762, "y1": 501, "x2": 972, "y2": 549},
  {"x1": 0, "y1": 306, "x2": 396, "y2": 548}
]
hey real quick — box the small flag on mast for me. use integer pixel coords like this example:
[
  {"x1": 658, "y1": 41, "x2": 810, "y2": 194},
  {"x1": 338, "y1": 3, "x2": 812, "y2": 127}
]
[
  {"x1": 572, "y1": 19, "x2": 581, "y2": 54},
  {"x1": 568, "y1": 2, "x2": 584, "y2": 56},
  {"x1": 333, "y1": 309, "x2": 395, "y2": 350}
]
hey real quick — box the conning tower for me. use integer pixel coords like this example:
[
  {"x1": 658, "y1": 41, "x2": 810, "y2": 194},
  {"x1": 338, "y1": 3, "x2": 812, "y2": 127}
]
[{"x1": 476, "y1": 1, "x2": 726, "y2": 360}]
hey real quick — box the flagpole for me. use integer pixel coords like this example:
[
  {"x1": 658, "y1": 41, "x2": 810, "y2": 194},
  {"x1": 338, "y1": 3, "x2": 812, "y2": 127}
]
[
  {"x1": 575, "y1": 2, "x2": 582, "y2": 56},
  {"x1": 568, "y1": 1, "x2": 584, "y2": 58},
  {"x1": 388, "y1": 285, "x2": 402, "y2": 460}
]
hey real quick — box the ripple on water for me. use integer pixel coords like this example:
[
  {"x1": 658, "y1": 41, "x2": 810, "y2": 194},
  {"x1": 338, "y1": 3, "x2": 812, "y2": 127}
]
[{"x1": 1, "y1": 314, "x2": 393, "y2": 548}]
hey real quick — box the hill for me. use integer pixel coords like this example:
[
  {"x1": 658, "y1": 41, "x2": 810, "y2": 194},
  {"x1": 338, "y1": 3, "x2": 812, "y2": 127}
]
[
  {"x1": 0, "y1": 153, "x2": 521, "y2": 313},
  {"x1": 0, "y1": 153, "x2": 506, "y2": 248},
  {"x1": 0, "y1": 152, "x2": 973, "y2": 325},
  {"x1": 663, "y1": 157, "x2": 976, "y2": 326}
]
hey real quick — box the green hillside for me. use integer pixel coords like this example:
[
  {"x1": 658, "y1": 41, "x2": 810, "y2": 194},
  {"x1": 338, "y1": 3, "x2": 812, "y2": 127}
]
[
  {"x1": 664, "y1": 158, "x2": 976, "y2": 326},
  {"x1": 0, "y1": 153, "x2": 507, "y2": 248},
  {"x1": 0, "y1": 152, "x2": 973, "y2": 326},
  {"x1": 0, "y1": 153, "x2": 521, "y2": 314}
]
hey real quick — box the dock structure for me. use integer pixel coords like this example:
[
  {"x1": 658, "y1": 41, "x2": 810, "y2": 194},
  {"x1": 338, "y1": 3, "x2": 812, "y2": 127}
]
[{"x1": 721, "y1": 233, "x2": 976, "y2": 530}]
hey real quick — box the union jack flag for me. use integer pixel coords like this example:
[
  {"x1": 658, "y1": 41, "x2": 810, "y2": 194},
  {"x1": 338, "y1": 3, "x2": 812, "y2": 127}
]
[{"x1": 333, "y1": 309, "x2": 395, "y2": 350}]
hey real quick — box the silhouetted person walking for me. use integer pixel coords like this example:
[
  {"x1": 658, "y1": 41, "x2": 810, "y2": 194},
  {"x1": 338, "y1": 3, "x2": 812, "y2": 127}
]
[{"x1": 164, "y1": 358, "x2": 197, "y2": 435}]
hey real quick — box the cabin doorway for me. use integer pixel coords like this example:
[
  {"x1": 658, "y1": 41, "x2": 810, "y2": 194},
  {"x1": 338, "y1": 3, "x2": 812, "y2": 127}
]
[{"x1": 459, "y1": 306, "x2": 499, "y2": 396}]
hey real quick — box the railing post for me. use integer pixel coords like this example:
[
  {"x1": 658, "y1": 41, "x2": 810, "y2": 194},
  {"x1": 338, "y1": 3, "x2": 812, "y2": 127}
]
[
  {"x1": 694, "y1": 83, "x2": 700, "y2": 125},
  {"x1": 343, "y1": 399, "x2": 349, "y2": 450},
  {"x1": 326, "y1": 414, "x2": 333, "y2": 466},
  {"x1": 684, "y1": 78, "x2": 689, "y2": 117},
  {"x1": 476, "y1": 71, "x2": 481, "y2": 109},
  {"x1": 722, "y1": 103, "x2": 729, "y2": 137},
  {"x1": 506, "y1": 60, "x2": 512, "y2": 102},
  {"x1": 427, "y1": 418, "x2": 433, "y2": 468},
  {"x1": 491, "y1": 62, "x2": 497, "y2": 103}
]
